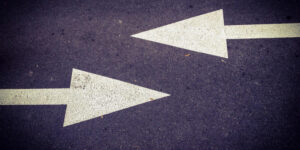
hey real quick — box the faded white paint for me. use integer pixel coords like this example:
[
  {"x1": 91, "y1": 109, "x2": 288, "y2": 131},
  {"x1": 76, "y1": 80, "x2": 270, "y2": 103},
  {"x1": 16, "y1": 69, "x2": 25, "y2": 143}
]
[
  {"x1": 0, "y1": 69, "x2": 170, "y2": 127},
  {"x1": 131, "y1": 9, "x2": 300, "y2": 58}
]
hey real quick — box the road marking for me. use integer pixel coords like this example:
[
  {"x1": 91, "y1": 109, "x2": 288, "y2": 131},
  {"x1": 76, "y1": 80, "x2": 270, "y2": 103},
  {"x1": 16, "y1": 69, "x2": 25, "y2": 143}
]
[
  {"x1": 0, "y1": 69, "x2": 170, "y2": 127},
  {"x1": 225, "y1": 23, "x2": 300, "y2": 39},
  {"x1": 131, "y1": 9, "x2": 300, "y2": 58}
]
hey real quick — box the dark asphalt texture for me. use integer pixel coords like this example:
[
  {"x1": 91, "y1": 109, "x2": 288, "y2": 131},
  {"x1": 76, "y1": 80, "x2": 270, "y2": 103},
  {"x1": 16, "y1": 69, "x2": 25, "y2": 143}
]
[{"x1": 0, "y1": 0, "x2": 300, "y2": 149}]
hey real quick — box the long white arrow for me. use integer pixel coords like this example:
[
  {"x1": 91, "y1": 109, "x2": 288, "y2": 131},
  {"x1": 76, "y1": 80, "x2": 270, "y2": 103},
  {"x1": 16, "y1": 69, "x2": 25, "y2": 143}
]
[
  {"x1": 131, "y1": 9, "x2": 300, "y2": 58},
  {"x1": 0, "y1": 69, "x2": 170, "y2": 127}
]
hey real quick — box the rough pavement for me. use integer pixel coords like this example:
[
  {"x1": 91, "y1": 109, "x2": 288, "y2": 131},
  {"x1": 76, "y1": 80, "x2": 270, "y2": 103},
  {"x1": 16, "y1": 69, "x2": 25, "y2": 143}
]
[{"x1": 0, "y1": 0, "x2": 299, "y2": 149}]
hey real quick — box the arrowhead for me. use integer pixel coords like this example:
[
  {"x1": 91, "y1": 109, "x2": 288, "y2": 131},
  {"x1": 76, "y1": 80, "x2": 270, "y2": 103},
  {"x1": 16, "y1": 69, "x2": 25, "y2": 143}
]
[
  {"x1": 131, "y1": 9, "x2": 228, "y2": 58},
  {"x1": 62, "y1": 69, "x2": 170, "y2": 127}
]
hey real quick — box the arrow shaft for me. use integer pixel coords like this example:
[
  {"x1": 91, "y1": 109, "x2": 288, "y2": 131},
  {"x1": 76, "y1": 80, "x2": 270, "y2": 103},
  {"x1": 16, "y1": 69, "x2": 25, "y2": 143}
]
[
  {"x1": 225, "y1": 23, "x2": 300, "y2": 39},
  {"x1": 0, "y1": 89, "x2": 71, "y2": 105}
]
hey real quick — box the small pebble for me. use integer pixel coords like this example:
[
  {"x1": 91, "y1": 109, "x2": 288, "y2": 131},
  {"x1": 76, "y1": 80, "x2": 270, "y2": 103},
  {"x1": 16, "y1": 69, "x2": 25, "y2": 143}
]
[{"x1": 28, "y1": 71, "x2": 33, "y2": 77}]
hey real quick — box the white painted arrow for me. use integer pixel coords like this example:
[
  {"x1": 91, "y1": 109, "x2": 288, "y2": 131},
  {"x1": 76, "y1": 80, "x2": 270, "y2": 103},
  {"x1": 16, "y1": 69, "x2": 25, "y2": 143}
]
[
  {"x1": 131, "y1": 9, "x2": 300, "y2": 58},
  {"x1": 0, "y1": 69, "x2": 170, "y2": 127}
]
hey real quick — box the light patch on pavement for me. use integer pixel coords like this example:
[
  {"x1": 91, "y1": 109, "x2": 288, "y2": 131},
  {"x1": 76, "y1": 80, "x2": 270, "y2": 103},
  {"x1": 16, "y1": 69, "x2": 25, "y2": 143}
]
[
  {"x1": 0, "y1": 69, "x2": 170, "y2": 127},
  {"x1": 132, "y1": 9, "x2": 300, "y2": 58}
]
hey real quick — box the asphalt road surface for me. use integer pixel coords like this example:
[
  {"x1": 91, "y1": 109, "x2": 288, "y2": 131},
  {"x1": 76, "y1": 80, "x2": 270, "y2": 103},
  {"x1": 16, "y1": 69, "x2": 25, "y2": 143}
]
[{"x1": 0, "y1": 0, "x2": 299, "y2": 149}]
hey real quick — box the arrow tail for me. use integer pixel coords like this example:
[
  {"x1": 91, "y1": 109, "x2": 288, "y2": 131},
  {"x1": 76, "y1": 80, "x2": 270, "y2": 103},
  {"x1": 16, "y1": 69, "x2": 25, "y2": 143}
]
[
  {"x1": 225, "y1": 23, "x2": 300, "y2": 39},
  {"x1": 0, "y1": 89, "x2": 70, "y2": 105}
]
